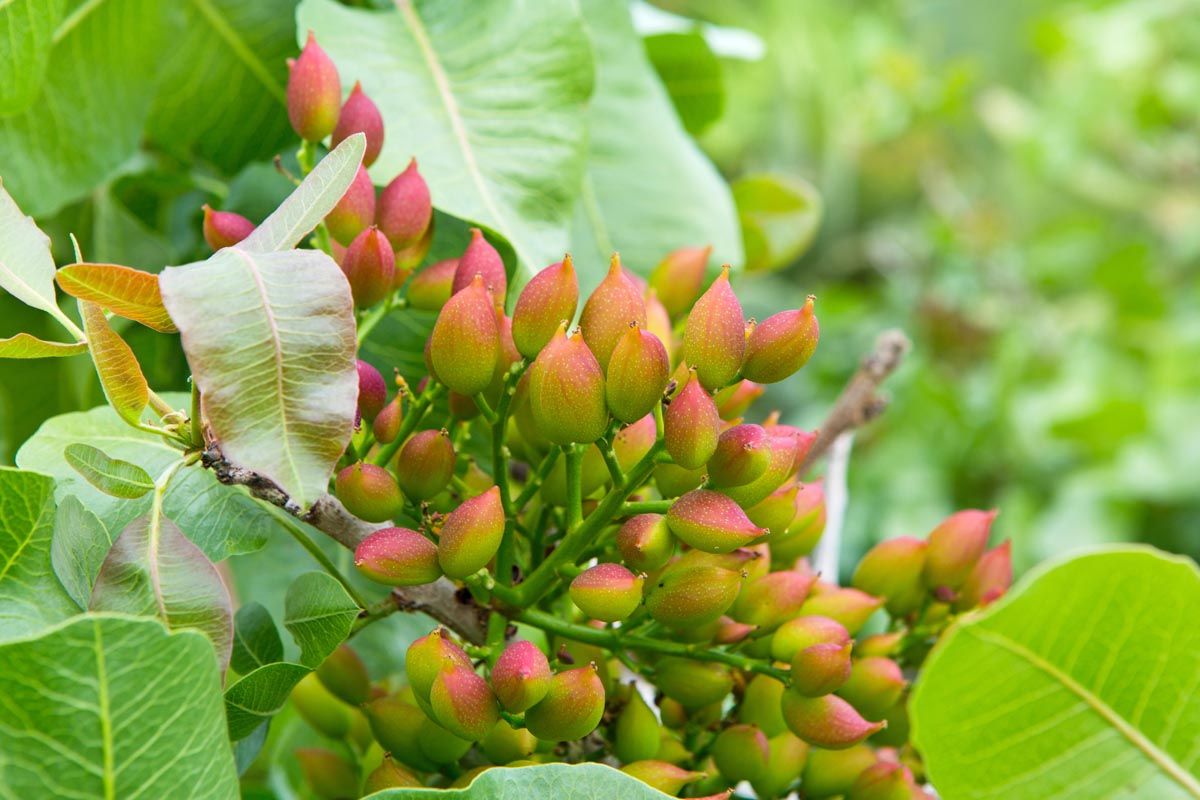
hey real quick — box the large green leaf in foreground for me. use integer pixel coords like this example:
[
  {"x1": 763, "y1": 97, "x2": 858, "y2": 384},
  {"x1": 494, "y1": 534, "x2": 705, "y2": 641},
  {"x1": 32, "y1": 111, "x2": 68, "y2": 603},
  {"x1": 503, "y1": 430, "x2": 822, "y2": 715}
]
[
  {"x1": 0, "y1": 614, "x2": 239, "y2": 797},
  {"x1": 298, "y1": 0, "x2": 594, "y2": 277},
  {"x1": 368, "y1": 763, "x2": 675, "y2": 799},
  {"x1": 911, "y1": 547, "x2": 1200, "y2": 799},
  {"x1": 0, "y1": 467, "x2": 76, "y2": 641}
]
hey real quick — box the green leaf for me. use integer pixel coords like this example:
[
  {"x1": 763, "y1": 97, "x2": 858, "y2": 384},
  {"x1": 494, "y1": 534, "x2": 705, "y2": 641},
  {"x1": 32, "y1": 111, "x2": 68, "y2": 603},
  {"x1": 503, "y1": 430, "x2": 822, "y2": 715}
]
[
  {"x1": 55, "y1": 262, "x2": 177, "y2": 333},
  {"x1": 232, "y1": 601, "x2": 285, "y2": 675},
  {"x1": 79, "y1": 301, "x2": 149, "y2": 426},
  {"x1": 240, "y1": 134, "x2": 366, "y2": 253},
  {"x1": 90, "y1": 510, "x2": 235, "y2": 672},
  {"x1": 569, "y1": 0, "x2": 741, "y2": 289},
  {"x1": 160, "y1": 248, "x2": 357, "y2": 509},
  {"x1": 16, "y1": 397, "x2": 273, "y2": 561},
  {"x1": 911, "y1": 547, "x2": 1200, "y2": 799},
  {"x1": 0, "y1": 0, "x2": 66, "y2": 114},
  {"x1": 366, "y1": 763, "x2": 676, "y2": 798},
  {"x1": 225, "y1": 661, "x2": 310, "y2": 740},
  {"x1": 0, "y1": 467, "x2": 76, "y2": 641},
  {"x1": 50, "y1": 495, "x2": 112, "y2": 609},
  {"x1": 733, "y1": 173, "x2": 822, "y2": 273},
  {"x1": 0, "y1": 0, "x2": 172, "y2": 217},
  {"x1": 0, "y1": 614, "x2": 239, "y2": 797},
  {"x1": 298, "y1": 0, "x2": 594, "y2": 275},
  {"x1": 0, "y1": 332, "x2": 87, "y2": 358},
  {"x1": 0, "y1": 178, "x2": 61, "y2": 318},
  {"x1": 644, "y1": 32, "x2": 725, "y2": 136},
  {"x1": 146, "y1": 0, "x2": 297, "y2": 174},
  {"x1": 283, "y1": 571, "x2": 359, "y2": 668},
  {"x1": 64, "y1": 442, "x2": 155, "y2": 499}
]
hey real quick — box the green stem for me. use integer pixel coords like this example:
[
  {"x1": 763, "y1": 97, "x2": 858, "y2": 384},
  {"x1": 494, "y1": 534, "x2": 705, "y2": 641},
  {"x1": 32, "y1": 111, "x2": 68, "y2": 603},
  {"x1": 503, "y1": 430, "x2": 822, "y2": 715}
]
[
  {"x1": 513, "y1": 448, "x2": 561, "y2": 511},
  {"x1": 621, "y1": 500, "x2": 672, "y2": 515},
  {"x1": 371, "y1": 383, "x2": 445, "y2": 466},
  {"x1": 147, "y1": 389, "x2": 174, "y2": 419},
  {"x1": 516, "y1": 607, "x2": 789, "y2": 682},
  {"x1": 351, "y1": 592, "x2": 399, "y2": 635},
  {"x1": 492, "y1": 364, "x2": 526, "y2": 586},
  {"x1": 473, "y1": 392, "x2": 498, "y2": 424},
  {"x1": 564, "y1": 444, "x2": 583, "y2": 533},
  {"x1": 189, "y1": 380, "x2": 203, "y2": 449},
  {"x1": 267, "y1": 506, "x2": 369, "y2": 608},
  {"x1": 600, "y1": 440, "x2": 625, "y2": 486}
]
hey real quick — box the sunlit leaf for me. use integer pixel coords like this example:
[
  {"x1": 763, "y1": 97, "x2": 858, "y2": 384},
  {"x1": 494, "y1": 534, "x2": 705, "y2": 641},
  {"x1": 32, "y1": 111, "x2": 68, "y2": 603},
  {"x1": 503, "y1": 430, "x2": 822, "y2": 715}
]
[
  {"x1": 0, "y1": 179, "x2": 60, "y2": 317},
  {"x1": 63, "y1": 442, "x2": 154, "y2": 499},
  {"x1": 733, "y1": 173, "x2": 822, "y2": 273},
  {"x1": 56, "y1": 262, "x2": 176, "y2": 332},
  {"x1": 644, "y1": 32, "x2": 724, "y2": 136},
  {"x1": 0, "y1": 0, "x2": 66, "y2": 114},
  {"x1": 0, "y1": 332, "x2": 87, "y2": 358}
]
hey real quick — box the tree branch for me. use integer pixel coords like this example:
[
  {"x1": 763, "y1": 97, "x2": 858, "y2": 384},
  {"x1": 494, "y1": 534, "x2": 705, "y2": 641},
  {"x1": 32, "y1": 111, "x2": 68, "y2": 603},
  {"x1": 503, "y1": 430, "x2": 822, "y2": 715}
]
[{"x1": 798, "y1": 329, "x2": 909, "y2": 475}]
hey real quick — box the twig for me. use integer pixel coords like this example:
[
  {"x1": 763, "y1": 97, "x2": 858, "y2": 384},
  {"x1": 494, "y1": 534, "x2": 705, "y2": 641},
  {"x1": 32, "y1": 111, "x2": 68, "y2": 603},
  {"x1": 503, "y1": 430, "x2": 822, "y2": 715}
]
[{"x1": 812, "y1": 431, "x2": 853, "y2": 582}]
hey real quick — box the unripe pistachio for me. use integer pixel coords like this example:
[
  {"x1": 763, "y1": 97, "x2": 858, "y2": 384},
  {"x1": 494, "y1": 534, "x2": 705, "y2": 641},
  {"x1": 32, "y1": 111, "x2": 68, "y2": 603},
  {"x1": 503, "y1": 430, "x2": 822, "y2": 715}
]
[
  {"x1": 780, "y1": 691, "x2": 884, "y2": 750},
  {"x1": 362, "y1": 695, "x2": 438, "y2": 771},
  {"x1": 616, "y1": 514, "x2": 674, "y2": 572},
  {"x1": 295, "y1": 747, "x2": 357, "y2": 800},
  {"x1": 363, "y1": 754, "x2": 420, "y2": 792},
  {"x1": 570, "y1": 563, "x2": 644, "y2": 622},
  {"x1": 437, "y1": 485, "x2": 504, "y2": 578},
  {"x1": 745, "y1": 483, "x2": 800, "y2": 536},
  {"x1": 430, "y1": 663, "x2": 500, "y2": 741},
  {"x1": 650, "y1": 245, "x2": 711, "y2": 318},
  {"x1": 377, "y1": 158, "x2": 433, "y2": 250},
  {"x1": 924, "y1": 509, "x2": 997, "y2": 591},
  {"x1": 430, "y1": 273, "x2": 501, "y2": 396},
  {"x1": 512, "y1": 255, "x2": 579, "y2": 358},
  {"x1": 659, "y1": 696, "x2": 688, "y2": 729},
  {"x1": 653, "y1": 462, "x2": 706, "y2": 498},
  {"x1": 956, "y1": 539, "x2": 1012, "y2": 609},
  {"x1": 291, "y1": 672, "x2": 354, "y2": 739},
  {"x1": 621, "y1": 760, "x2": 705, "y2": 795},
  {"x1": 287, "y1": 33, "x2": 340, "y2": 141},
  {"x1": 771, "y1": 480, "x2": 827, "y2": 563},
  {"x1": 644, "y1": 290, "x2": 676, "y2": 362},
  {"x1": 407, "y1": 258, "x2": 457, "y2": 311},
  {"x1": 791, "y1": 642, "x2": 854, "y2": 697},
  {"x1": 540, "y1": 443, "x2": 607, "y2": 506},
  {"x1": 528, "y1": 325, "x2": 608, "y2": 445},
  {"x1": 560, "y1": 639, "x2": 617, "y2": 695},
  {"x1": 646, "y1": 564, "x2": 743, "y2": 626},
  {"x1": 201, "y1": 204, "x2": 254, "y2": 250},
  {"x1": 852, "y1": 536, "x2": 928, "y2": 617},
  {"x1": 847, "y1": 760, "x2": 916, "y2": 800},
  {"x1": 708, "y1": 424, "x2": 771, "y2": 488},
  {"x1": 656, "y1": 731, "x2": 692, "y2": 765},
  {"x1": 341, "y1": 225, "x2": 395, "y2": 308},
  {"x1": 613, "y1": 414, "x2": 657, "y2": 471},
  {"x1": 315, "y1": 644, "x2": 370, "y2": 706},
  {"x1": 682, "y1": 266, "x2": 745, "y2": 390},
  {"x1": 417, "y1": 716, "x2": 473, "y2": 764},
  {"x1": 742, "y1": 298, "x2": 820, "y2": 383},
  {"x1": 606, "y1": 324, "x2": 670, "y2": 423},
  {"x1": 355, "y1": 526, "x2": 440, "y2": 586},
  {"x1": 480, "y1": 719, "x2": 537, "y2": 764},
  {"x1": 490, "y1": 640, "x2": 552, "y2": 713},
  {"x1": 750, "y1": 732, "x2": 810, "y2": 800},
  {"x1": 325, "y1": 165, "x2": 376, "y2": 246},
  {"x1": 664, "y1": 370, "x2": 720, "y2": 468},
  {"x1": 798, "y1": 588, "x2": 884, "y2": 636},
  {"x1": 711, "y1": 723, "x2": 770, "y2": 784},
  {"x1": 720, "y1": 428, "x2": 810, "y2": 509},
  {"x1": 579, "y1": 254, "x2": 647, "y2": 369},
  {"x1": 335, "y1": 462, "x2": 401, "y2": 523},
  {"x1": 357, "y1": 359, "x2": 387, "y2": 421},
  {"x1": 856, "y1": 631, "x2": 904, "y2": 658},
  {"x1": 395, "y1": 428, "x2": 455, "y2": 500},
  {"x1": 771, "y1": 615, "x2": 851, "y2": 662},
  {"x1": 656, "y1": 658, "x2": 733, "y2": 709},
  {"x1": 524, "y1": 665, "x2": 606, "y2": 742},
  {"x1": 614, "y1": 689, "x2": 661, "y2": 764},
  {"x1": 373, "y1": 394, "x2": 403, "y2": 444},
  {"x1": 740, "y1": 675, "x2": 788, "y2": 736},
  {"x1": 837, "y1": 657, "x2": 905, "y2": 721},
  {"x1": 406, "y1": 628, "x2": 472, "y2": 702},
  {"x1": 731, "y1": 569, "x2": 817, "y2": 628},
  {"x1": 451, "y1": 228, "x2": 507, "y2": 306},
  {"x1": 802, "y1": 744, "x2": 877, "y2": 798},
  {"x1": 331, "y1": 81, "x2": 384, "y2": 167},
  {"x1": 667, "y1": 489, "x2": 766, "y2": 554},
  {"x1": 714, "y1": 615, "x2": 756, "y2": 644},
  {"x1": 714, "y1": 380, "x2": 764, "y2": 420}
]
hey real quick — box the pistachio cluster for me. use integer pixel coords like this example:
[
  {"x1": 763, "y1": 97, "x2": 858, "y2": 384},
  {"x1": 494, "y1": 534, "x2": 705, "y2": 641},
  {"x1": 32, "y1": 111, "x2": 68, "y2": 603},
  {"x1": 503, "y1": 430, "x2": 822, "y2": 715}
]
[{"x1": 265, "y1": 34, "x2": 1012, "y2": 800}]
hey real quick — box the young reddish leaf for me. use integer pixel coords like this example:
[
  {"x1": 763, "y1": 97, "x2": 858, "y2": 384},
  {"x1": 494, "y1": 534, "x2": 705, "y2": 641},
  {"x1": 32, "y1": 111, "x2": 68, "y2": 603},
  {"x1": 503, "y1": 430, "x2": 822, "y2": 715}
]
[
  {"x1": 56, "y1": 262, "x2": 177, "y2": 333},
  {"x1": 0, "y1": 333, "x2": 87, "y2": 359},
  {"x1": 79, "y1": 301, "x2": 149, "y2": 427},
  {"x1": 63, "y1": 443, "x2": 154, "y2": 499}
]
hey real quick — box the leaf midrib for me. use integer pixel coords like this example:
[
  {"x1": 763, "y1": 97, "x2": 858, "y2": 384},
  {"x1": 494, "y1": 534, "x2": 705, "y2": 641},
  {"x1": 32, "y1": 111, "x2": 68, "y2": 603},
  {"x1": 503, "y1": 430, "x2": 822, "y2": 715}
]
[
  {"x1": 967, "y1": 626, "x2": 1200, "y2": 798},
  {"x1": 188, "y1": 0, "x2": 286, "y2": 104}
]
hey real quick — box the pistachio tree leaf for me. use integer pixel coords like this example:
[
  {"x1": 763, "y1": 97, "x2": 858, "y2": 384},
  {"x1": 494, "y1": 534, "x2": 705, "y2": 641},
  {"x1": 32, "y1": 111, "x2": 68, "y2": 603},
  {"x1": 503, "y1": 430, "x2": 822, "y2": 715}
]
[
  {"x1": 0, "y1": 178, "x2": 60, "y2": 316},
  {"x1": 50, "y1": 495, "x2": 113, "y2": 610},
  {"x1": 90, "y1": 511, "x2": 235, "y2": 672},
  {"x1": 239, "y1": 133, "x2": 366, "y2": 253},
  {"x1": 232, "y1": 601, "x2": 285, "y2": 675},
  {"x1": 734, "y1": 173, "x2": 822, "y2": 273},
  {"x1": 0, "y1": 467, "x2": 77, "y2": 641},
  {"x1": 225, "y1": 661, "x2": 310, "y2": 740},
  {"x1": 160, "y1": 248, "x2": 357, "y2": 509},
  {"x1": 644, "y1": 32, "x2": 725, "y2": 136},
  {"x1": 283, "y1": 571, "x2": 360, "y2": 668},
  {"x1": 569, "y1": 0, "x2": 741, "y2": 290},
  {"x1": 0, "y1": 332, "x2": 87, "y2": 358},
  {"x1": 63, "y1": 442, "x2": 155, "y2": 499},
  {"x1": 79, "y1": 301, "x2": 149, "y2": 426},
  {"x1": 16, "y1": 396, "x2": 272, "y2": 561},
  {"x1": 0, "y1": 614, "x2": 239, "y2": 797},
  {"x1": 911, "y1": 547, "x2": 1200, "y2": 800},
  {"x1": 0, "y1": 0, "x2": 67, "y2": 113},
  {"x1": 366, "y1": 763, "x2": 677, "y2": 798},
  {"x1": 298, "y1": 0, "x2": 594, "y2": 277},
  {"x1": 56, "y1": 262, "x2": 177, "y2": 332}
]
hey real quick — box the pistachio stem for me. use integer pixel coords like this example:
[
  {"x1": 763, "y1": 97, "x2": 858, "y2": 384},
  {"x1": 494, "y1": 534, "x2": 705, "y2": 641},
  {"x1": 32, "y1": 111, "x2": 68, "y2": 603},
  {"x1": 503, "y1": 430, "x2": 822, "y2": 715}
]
[
  {"x1": 564, "y1": 444, "x2": 584, "y2": 534},
  {"x1": 371, "y1": 382, "x2": 445, "y2": 467},
  {"x1": 620, "y1": 500, "x2": 672, "y2": 515},
  {"x1": 266, "y1": 505, "x2": 369, "y2": 608},
  {"x1": 513, "y1": 447, "x2": 561, "y2": 511}
]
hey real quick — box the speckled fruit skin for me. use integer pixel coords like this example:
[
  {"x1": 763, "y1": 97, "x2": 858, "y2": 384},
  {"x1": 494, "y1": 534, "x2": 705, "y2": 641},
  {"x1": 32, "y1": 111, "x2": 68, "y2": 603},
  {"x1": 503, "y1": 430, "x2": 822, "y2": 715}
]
[
  {"x1": 645, "y1": 563, "x2": 743, "y2": 627},
  {"x1": 666, "y1": 489, "x2": 766, "y2": 554},
  {"x1": 395, "y1": 428, "x2": 455, "y2": 501},
  {"x1": 335, "y1": 462, "x2": 401, "y2": 523},
  {"x1": 490, "y1": 640, "x2": 552, "y2": 712},
  {"x1": 852, "y1": 536, "x2": 928, "y2": 617},
  {"x1": 287, "y1": 33, "x2": 340, "y2": 142},
  {"x1": 711, "y1": 723, "x2": 770, "y2": 783},
  {"x1": 650, "y1": 245, "x2": 710, "y2": 318},
  {"x1": 523, "y1": 666, "x2": 606, "y2": 741},
  {"x1": 407, "y1": 258, "x2": 457, "y2": 311},
  {"x1": 731, "y1": 569, "x2": 818, "y2": 628},
  {"x1": 664, "y1": 370, "x2": 720, "y2": 469},
  {"x1": 620, "y1": 760, "x2": 705, "y2": 795},
  {"x1": 682, "y1": 266, "x2": 745, "y2": 390},
  {"x1": 837, "y1": 656, "x2": 905, "y2": 721},
  {"x1": 606, "y1": 324, "x2": 670, "y2": 424},
  {"x1": 791, "y1": 642, "x2": 854, "y2": 696},
  {"x1": 326, "y1": 165, "x2": 376, "y2": 246},
  {"x1": 429, "y1": 663, "x2": 500, "y2": 740},
  {"x1": 512, "y1": 256, "x2": 579, "y2": 359},
  {"x1": 452, "y1": 228, "x2": 507, "y2": 307},
  {"x1": 569, "y1": 563, "x2": 644, "y2": 622},
  {"x1": 707, "y1": 423, "x2": 771, "y2": 488},
  {"x1": 579, "y1": 254, "x2": 647, "y2": 370},
  {"x1": 798, "y1": 588, "x2": 885, "y2": 636},
  {"x1": 616, "y1": 514, "x2": 674, "y2": 572},
  {"x1": 528, "y1": 325, "x2": 608, "y2": 445},
  {"x1": 356, "y1": 359, "x2": 387, "y2": 420},
  {"x1": 430, "y1": 273, "x2": 501, "y2": 396},
  {"x1": 923, "y1": 509, "x2": 998, "y2": 591},
  {"x1": 331, "y1": 81, "x2": 384, "y2": 167},
  {"x1": 341, "y1": 225, "x2": 394, "y2": 308},
  {"x1": 771, "y1": 615, "x2": 851, "y2": 662},
  {"x1": 377, "y1": 158, "x2": 432, "y2": 250},
  {"x1": 780, "y1": 691, "x2": 885, "y2": 750},
  {"x1": 354, "y1": 526, "x2": 441, "y2": 586},
  {"x1": 742, "y1": 297, "x2": 820, "y2": 384},
  {"x1": 406, "y1": 628, "x2": 471, "y2": 702},
  {"x1": 956, "y1": 540, "x2": 1012, "y2": 610},
  {"x1": 201, "y1": 205, "x2": 254, "y2": 250},
  {"x1": 436, "y1": 486, "x2": 504, "y2": 578}
]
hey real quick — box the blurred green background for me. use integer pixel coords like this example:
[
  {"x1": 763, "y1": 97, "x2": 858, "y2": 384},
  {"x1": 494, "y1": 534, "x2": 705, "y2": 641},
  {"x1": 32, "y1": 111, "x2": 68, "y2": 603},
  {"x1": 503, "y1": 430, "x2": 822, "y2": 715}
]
[{"x1": 3, "y1": 0, "x2": 1198, "y2": 580}]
